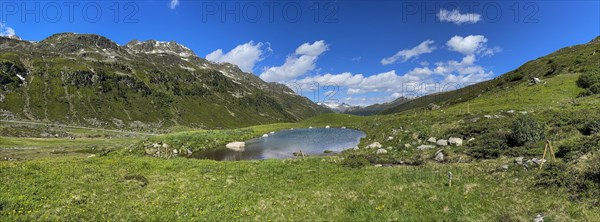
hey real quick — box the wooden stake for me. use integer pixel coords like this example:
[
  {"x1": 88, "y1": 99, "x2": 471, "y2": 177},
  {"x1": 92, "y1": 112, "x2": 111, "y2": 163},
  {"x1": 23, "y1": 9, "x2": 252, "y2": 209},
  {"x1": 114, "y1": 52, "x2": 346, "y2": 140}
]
[
  {"x1": 548, "y1": 141, "x2": 556, "y2": 161},
  {"x1": 539, "y1": 143, "x2": 548, "y2": 170}
]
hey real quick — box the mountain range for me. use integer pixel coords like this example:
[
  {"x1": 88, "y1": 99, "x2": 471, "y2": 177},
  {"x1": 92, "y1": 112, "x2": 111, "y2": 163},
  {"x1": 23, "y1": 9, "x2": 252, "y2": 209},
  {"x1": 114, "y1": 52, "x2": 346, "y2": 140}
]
[{"x1": 0, "y1": 33, "x2": 330, "y2": 130}]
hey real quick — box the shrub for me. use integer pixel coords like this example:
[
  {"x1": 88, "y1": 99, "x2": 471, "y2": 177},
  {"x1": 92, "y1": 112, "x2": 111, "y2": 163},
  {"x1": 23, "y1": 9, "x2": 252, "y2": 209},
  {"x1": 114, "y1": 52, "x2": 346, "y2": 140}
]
[
  {"x1": 466, "y1": 137, "x2": 506, "y2": 159},
  {"x1": 535, "y1": 161, "x2": 573, "y2": 187},
  {"x1": 582, "y1": 120, "x2": 600, "y2": 135},
  {"x1": 341, "y1": 155, "x2": 370, "y2": 168},
  {"x1": 556, "y1": 135, "x2": 600, "y2": 161},
  {"x1": 576, "y1": 72, "x2": 600, "y2": 88},
  {"x1": 589, "y1": 83, "x2": 600, "y2": 95},
  {"x1": 507, "y1": 115, "x2": 545, "y2": 147}
]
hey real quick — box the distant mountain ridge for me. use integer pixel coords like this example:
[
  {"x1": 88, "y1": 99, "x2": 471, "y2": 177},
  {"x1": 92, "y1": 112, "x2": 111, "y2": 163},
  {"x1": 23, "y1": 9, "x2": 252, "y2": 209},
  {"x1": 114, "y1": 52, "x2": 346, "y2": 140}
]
[{"x1": 0, "y1": 33, "x2": 330, "y2": 130}]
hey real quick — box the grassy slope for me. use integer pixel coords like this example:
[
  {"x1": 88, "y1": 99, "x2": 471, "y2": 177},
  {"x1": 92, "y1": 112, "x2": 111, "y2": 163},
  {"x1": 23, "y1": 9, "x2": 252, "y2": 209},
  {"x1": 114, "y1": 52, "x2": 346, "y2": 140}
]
[{"x1": 1, "y1": 156, "x2": 597, "y2": 221}]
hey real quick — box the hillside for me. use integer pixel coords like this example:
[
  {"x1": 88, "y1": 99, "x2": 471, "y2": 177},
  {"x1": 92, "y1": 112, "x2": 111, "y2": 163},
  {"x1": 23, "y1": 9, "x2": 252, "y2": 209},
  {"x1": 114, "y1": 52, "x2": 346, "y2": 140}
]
[
  {"x1": 380, "y1": 36, "x2": 600, "y2": 114},
  {"x1": 0, "y1": 33, "x2": 330, "y2": 130},
  {"x1": 345, "y1": 97, "x2": 411, "y2": 116}
]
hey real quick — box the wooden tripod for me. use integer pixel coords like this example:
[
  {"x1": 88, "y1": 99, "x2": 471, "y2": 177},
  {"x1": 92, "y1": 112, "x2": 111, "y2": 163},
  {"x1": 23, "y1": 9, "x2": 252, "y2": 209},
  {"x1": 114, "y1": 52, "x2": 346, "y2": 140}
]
[{"x1": 538, "y1": 141, "x2": 556, "y2": 170}]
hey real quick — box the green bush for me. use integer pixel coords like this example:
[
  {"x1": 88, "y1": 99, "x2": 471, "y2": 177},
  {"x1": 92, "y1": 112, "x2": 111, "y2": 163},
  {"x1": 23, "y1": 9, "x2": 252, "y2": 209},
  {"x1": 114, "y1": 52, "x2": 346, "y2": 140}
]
[
  {"x1": 341, "y1": 155, "x2": 371, "y2": 168},
  {"x1": 466, "y1": 137, "x2": 506, "y2": 159},
  {"x1": 556, "y1": 135, "x2": 600, "y2": 161},
  {"x1": 582, "y1": 120, "x2": 600, "y2": 135},
  {"x1": 535, "y1": 161, "x2": 573, "y2": 187},
  {"x1": 576, "y1": 72, "x2": 600, "y2": 88},
  {"x1": 507, "y1": 115, "x2": 545, "y2": 147}
]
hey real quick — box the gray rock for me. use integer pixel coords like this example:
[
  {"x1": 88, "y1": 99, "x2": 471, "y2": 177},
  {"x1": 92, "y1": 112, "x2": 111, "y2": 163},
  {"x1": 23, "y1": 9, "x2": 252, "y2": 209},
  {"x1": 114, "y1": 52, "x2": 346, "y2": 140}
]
[
  {"x1": 374, "y1": 164, "x2": 383, "y2": 167},
  {"x1": 436, "y1": 139, "x2": 449, "y2": 146},
  {"x1": 375, "y1": 149, "x2": 387, "y2": 154},
  {"x1": 404, "y1": 144, "x2": 412, "y2": 148},
  {"x1": 428, "y1": 103, "x2": 440, "y2": 110},
  {"x1": 376, "y1": 149, "x2": 388, "y2": 155},
  {"x1": 427, "y1": 137, "x2": 437, "y2": 143},
  {"x1": 484, "y1": 115, "x2": 493, "y2": 119},
  {"x1": 262, "y1": 134, "x2": 269, "y2": 137},
  {"x1": 500, "y1": 164, "x2": 509, "y2": 171},
  {"x1": 417, "y1": 145, "x2": 436, "y2": 151},
  {"x1": 367, "y1": 142, "x2": 383, "y2": 149},
  {"x1": 515, "y1": 157, "x2": 525, "y2": 165},
  {"x1": 226, "y1": 142, "x2": 245, "y2": 151},
  {"x1": 434, "y1": 149, "x2": 444, "y2": 162},
  {"x1": 448, "y1": 137, "x2": 463, "y2": 146},
  {"x1": 187, "y1": 149, "x2": 193, "y2": 155},
  {"x1": 172, "y1": 149, "x2": 179, "y2": 155},
  {"x1": 534, "y1": 214, "x2": 544, "y2": 222},
  {"x1": 387, "y1": 136, "x2": 394, "y2": 141}
]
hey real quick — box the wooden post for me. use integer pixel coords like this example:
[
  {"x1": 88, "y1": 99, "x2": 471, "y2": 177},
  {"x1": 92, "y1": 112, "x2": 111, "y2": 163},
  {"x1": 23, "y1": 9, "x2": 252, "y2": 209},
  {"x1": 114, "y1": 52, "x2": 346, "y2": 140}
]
[
  {"x1": 548, "y1": 141, "x2": 556, "y2": 161},
  {"x1": 448, "y1": 171, "x2": 453, "y2": 187},
  {"x1": 539, "y1": 143, "x2": 548, "y2": 170}
]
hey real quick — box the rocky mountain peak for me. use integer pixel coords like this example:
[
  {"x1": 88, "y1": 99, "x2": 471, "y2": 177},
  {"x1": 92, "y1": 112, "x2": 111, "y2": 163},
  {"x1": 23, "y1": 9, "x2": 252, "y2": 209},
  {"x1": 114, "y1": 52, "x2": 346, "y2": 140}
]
[
  {"x1": 125, "y1": 40, "x2": 196, "y2": 57},
  {"x1": 37, "y1": 32, "x2": 122, "y2": 53}
]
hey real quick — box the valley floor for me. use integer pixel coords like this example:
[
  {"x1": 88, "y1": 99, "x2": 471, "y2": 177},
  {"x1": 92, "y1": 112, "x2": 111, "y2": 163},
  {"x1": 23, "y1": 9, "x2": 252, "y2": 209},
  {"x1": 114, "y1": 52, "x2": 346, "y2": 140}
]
[{"x1": 1, "y1": 155, "x2": 597, "y2": 221}]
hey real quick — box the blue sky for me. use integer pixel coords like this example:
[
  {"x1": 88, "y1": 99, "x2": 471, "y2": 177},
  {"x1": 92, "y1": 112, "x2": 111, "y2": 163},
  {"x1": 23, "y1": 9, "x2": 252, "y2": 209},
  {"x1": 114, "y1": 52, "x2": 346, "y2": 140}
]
[{"x1": 1, "y1": 0, "x2": 598, "y2": 105}]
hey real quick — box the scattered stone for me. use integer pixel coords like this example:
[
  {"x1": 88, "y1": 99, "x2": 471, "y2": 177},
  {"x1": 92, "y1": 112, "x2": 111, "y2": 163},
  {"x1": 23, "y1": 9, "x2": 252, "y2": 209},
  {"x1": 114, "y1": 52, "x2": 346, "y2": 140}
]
[
  {"x1": 434, "y1": 149, "x2": 445, "y2": 162},
  {"x1": 448, "y1": 137, "x2": 463, "y2": 146},
  {"x1": 500, "y1": 164, "x2": 509, "y2": 171},
  {"x1": 467, "y1": 138, "x2": 476, "y2": 143},
  {"x1": 376, "y1": 149, "x2": 388, "y2": 155},
  {"x1": 374, "y1": 164, "x2": 383, "y2": 167},
  {"x1": 520, "y1": 111, "x2": 528, "y2": 114},
  {"x1": 352, "y1": 146, "x2": 359, "y2": 150},
  {"x1": 532, "y1": 77, "x2": 542, "y2": 85},
  {"x1": 162, "y1": 143, "x2": 170, "y2": 149},
  {"x1": 270, "y1": 131, "x2": 275, "y2": 134},
  {"x1": 428, "y1": 103, "x2": 440, "y2": 110},
  {"x1": 172, "y1": 149, "x2": 179, "y2": 155},
  {"x1": 187, "y1": 149, "x2": 193, "y2": 155},
  {"x1": 470, "y1": 118, "x2": 480, "y2": 123},
  {"x1": 436, "y1": 139, "x2": 449, "y2": 146},
  {"x1": 341, "y1": 126, "x2": 346, "y2": 129},
  {"x1": 387, "y1": 136, "x2": 394, "y2": 141},
  {"x1": 515, "y1": 157, "x2": 525, "y2": 165},
  {"x1": 507, "y1": 110, "x2": 515, "y2": 114},
  {"x1": 226, "y1": 142, "x2": 245, "y2": 151},
  {"x1": 404, "y1": 144, "x2": 411, "y2": 148},
  {"x1": 534, "y1": 214, "x2": 544, "y2": 222},
  {"x1": 366, "y1": 142, "x2": 383, "y2": 149},
  {"x1": 262, "y1": 134, "x2": 269, "y2": 137},
  {"x1": 417, "y1": 145, "x2": 436, "y2": 151},
  {"x1": 325, "y1": 125, "x2": 330, "y2": 129},
  {"x1": 309, "y1": 126, "x2": 313, "y2": 129},
  {"x1": 427, "y1": 137, "x2": 437, "y2": 143},
  {"x1": 484, "y1": 115, "x2": 493, "y2": 119}
]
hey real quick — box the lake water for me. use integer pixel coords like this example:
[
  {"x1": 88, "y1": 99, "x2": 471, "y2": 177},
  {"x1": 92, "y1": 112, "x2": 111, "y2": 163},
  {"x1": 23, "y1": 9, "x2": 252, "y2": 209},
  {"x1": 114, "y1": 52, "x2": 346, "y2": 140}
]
[{"x1": 192, "y1": 128, "x2": 366, "y2": 161}]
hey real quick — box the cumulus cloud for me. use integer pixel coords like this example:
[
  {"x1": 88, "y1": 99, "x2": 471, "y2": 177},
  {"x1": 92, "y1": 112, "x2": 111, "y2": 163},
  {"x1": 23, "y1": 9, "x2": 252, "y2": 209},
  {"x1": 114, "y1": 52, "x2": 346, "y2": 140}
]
[
  {"x1": 437, "y1": 9, "x2": 482, "y2": 25},
  {"x1": 169, "y1": 0, "x2": 180, "y2": 9},
  {"x1": 0, "y1": 22, "x2": 16, "y2": 37},
  {"x1": 260, "y1": 40, "x2": 329, "y2": 82},
  {"x1": 446, "y1": 35, "x2": 488, "y2": 55},
  {"x1": 381, "y1": 40, "x2": 436, "y2": 65},
  {"x1": 206, "y1": 41, "x2": 270, "y2": 73}
]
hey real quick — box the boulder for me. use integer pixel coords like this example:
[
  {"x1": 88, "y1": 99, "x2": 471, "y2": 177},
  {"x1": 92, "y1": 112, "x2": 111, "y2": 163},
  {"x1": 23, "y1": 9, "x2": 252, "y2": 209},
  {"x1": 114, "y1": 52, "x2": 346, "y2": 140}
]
[
  {"x1": 534, "y1": 214, "x2": 544, "y2": 222},
  {"x1": 325, "y1": 125, "x2": 330, "y2": 129},
  {"x1": 226, "y1": 142, "x2": 246, "y2": 151},
  {"x1": 434, "y1": 149, "x2": 444, "y2": 162},
  {"x1": 262, "y1": 134, "x2": 269, "y2": 137},
  {"x1": 499, "y1": 164, "x2": 509, "y2": 171},
  {"x1": 172, "y1": 149, "x2": 179, "y2": 155},
  {"x1": 427, "y1": 137, "x2": 437, "y2": 143},
  {"x1": 514, "y1": 157, "x2": 524, "y2": 165},
  {"x1": 417, "y1": 145, "x2": 436, "y2": 151},
  {"x1": 428, "y1": 103, "x2": 440, "y2": 110},
  {"x1": 376, "y1": 149, "x2": 388, "y2": 155},
  {"x1": 448, "y1": 137, "x2": 463, "y2": 146},
  {"x1": 269, "y1": 131, "x2": 275, "y2": 134},
  {"x1": 187, "y1": 149, "x2": 193, "y2": 155},
  {"x1": 436, "y1": 139, "x2": 449, "y2": 146},
  {"x1": 366, "y1": 142, "x2": 383, "y2": 149}
]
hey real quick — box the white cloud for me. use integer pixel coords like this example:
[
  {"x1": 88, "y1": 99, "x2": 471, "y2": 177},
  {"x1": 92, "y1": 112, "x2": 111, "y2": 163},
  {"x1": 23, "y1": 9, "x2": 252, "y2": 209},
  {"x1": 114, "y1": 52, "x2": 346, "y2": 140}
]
[
  {"x1": 352, "y1": 56, "x2": 362, "y2": 62},
  {"x1": 169, "y1": 0, "x2": 180, "y2": 9},
  {"x1": 0, "y1": 22, "x2": 16, "y2": 37},
  {"x1": 381, "y1": 40, "x2": 436, "y2": 65},
  {"x1": 446, "y1": 35, "x2": 488, "y2": 55},
  {"x1": 206, "y1": 41, "x2": 270, "y2": 73},
  {"x1": 260, "y1": 40, "x2": 329, "y2": 82},
  {"x1": 437, "y1": 9, "x2": 482, "y2": 25}
]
